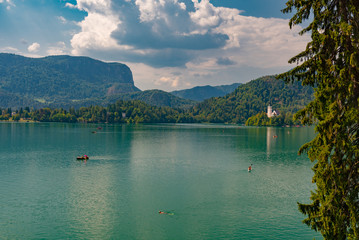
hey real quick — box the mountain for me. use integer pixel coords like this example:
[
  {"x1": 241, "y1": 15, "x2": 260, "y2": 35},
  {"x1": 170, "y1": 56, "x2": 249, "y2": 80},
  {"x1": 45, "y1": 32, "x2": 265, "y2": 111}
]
[
  {"x1": 107, "y1": 90, "x2": 196, "y2": 108},
  {"x1": 54, "y1": 89, "x2": 197, "y2": 109},
  {"x1": 171, "y1": 83, "x2": 241, "y2": 101},
  {"x1": 189, "y1": 75, "x2": 314, "y2": 123},
  {"x1": 0, "y1": 53, "x2": 139, "y2": 108}
]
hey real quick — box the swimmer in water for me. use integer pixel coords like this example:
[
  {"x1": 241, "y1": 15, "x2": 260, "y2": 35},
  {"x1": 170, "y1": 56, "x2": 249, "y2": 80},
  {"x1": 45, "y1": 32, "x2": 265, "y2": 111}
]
[{"x1": 159, "y1": 211, "x2": 174, "y2": 215}]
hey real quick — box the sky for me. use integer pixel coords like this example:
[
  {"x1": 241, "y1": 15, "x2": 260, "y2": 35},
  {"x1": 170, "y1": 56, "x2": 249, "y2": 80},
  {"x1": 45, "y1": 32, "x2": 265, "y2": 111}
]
[{"x1": 0, "y1": 0, "x2": 310, "y2": 91}]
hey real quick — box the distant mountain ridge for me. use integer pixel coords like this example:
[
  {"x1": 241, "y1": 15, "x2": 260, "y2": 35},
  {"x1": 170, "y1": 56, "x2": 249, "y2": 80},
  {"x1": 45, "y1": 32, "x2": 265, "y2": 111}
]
[
  {"x1": 54, "y1": 89, "x2": 197, "y2": 109},
  {"x1": 108, "y1": 90, "x2": 196, "y2": 108},
  {"x1": 171, "y1": 83, "x2": 241, "y2": 101},
  {"x1": 0, "y1": 53, "x2": 244, "y2": 109},
  {"x1": 0, "y1": 53, "x2": 139, "y2": 108},
  {"x1": 0, "y1": 54, "x2": 313, "y2": 117}
]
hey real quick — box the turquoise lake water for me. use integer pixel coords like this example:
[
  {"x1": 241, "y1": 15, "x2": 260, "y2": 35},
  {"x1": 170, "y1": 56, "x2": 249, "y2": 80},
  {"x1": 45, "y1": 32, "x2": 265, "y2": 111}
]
[{"x1": 0, "y1": 122, "x2": 322, "y2": 239}]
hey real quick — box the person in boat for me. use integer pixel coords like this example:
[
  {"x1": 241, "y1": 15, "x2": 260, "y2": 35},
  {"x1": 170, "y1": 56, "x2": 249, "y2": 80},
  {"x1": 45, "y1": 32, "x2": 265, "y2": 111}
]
[
  {"x1": 159, "y1": 211, "x2": 167, "y2": 214},
  {"x1": 248, "y1": 164, "x2": 252, "y2": 171}
]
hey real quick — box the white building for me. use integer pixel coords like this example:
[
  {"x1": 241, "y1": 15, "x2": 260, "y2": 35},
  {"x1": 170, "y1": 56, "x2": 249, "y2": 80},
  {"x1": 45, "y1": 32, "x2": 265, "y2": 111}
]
[{"x1": 267, "y1": 105, "x2": 278, "y2": 118}]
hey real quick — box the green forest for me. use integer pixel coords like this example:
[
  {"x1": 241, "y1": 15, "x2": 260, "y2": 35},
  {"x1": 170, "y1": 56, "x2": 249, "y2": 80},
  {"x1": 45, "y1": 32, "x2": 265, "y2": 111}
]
[
  {"x1": 0, "y1": 53, "x2": 139, "y2": 108},
  {"x1": 0, "y1": 101, "x2": 300, "y2": 126},
  {"x1": 189, "y1": 75, "x2": 313, "y2": 124},
  {"x1": 0, "y1": 75, "x2": 313, "y2": 126}
]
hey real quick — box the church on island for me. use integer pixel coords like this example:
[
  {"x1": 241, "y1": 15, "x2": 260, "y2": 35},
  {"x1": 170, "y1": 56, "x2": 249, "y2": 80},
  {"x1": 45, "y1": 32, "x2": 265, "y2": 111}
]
[{"x1": 267, "y1": 105, "x2": 278, "y2": 118}]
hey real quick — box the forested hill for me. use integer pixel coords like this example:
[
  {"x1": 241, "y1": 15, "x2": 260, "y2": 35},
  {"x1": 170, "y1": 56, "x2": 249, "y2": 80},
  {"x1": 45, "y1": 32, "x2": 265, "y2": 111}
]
[
  {"x1": 0, "y1": 53, "x2": 139, "y2": 108},
  {"x1": 54, "y1": 89, "x2": 197, "y2": 109},
  {"x1": 107, "y1": 90, "x2": 196, "y2": 109},
  {"x1": 189, "y1": 75, "x2": 314, "y2": 123},
  {"x1": 171, "y1": 83, "x2": 241, "y2": 101}
]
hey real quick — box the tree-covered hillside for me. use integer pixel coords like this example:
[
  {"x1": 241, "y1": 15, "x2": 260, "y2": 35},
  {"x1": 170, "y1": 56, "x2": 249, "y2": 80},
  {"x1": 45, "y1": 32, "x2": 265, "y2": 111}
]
[
  {"x1": 38, "y1": 89, "x2": 196, "y2": 110},
  {"x1": 1, "y1": 75, "x2": 314, "y2": 125},
  {"x1": 107, "y1": 89, "x2": 197, "y2": 108},
  {"x1": 189, "y1": 75, "x2": 314, "y2": 123},
  {"x1": 171, "y1": 83, "x2": 241, "y2": 101},
  {"x1": 0, "y1": 53, "x2": 139, "y2": 108}
]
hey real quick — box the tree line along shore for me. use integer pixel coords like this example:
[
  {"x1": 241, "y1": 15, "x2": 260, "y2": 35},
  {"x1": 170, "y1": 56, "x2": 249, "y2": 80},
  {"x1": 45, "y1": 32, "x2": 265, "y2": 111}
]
[{"x1": 0, "y1": 99, "x2": 300, "y2": 126}]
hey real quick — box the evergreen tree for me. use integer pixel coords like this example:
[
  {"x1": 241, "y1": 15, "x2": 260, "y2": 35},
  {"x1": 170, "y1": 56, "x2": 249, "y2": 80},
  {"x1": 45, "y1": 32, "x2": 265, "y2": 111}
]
[{"x1": 279, "y1": 0, "x2": 359, "y2": 238}]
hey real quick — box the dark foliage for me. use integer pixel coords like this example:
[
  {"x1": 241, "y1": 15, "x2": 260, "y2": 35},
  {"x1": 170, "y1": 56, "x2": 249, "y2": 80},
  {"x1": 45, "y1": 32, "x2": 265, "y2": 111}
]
[{"x1": 279, "y1": 0, "x2": 359, "y2": 238}]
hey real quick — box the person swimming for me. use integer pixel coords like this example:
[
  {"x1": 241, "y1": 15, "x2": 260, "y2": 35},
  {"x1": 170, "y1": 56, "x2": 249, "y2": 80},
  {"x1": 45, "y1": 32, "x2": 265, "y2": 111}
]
[
  {"x1": 248, "y1": 164, "x2": 252, "y2": 171},
  {"x1": 159, "y1": 210, "x2": 174, "y2": 215}
]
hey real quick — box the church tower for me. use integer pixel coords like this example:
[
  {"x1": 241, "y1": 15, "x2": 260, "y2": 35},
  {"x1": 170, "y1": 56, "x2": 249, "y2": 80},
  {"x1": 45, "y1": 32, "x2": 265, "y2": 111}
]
[{"x1": 267, "y1": 105, "x2": 273, "y2": 118}]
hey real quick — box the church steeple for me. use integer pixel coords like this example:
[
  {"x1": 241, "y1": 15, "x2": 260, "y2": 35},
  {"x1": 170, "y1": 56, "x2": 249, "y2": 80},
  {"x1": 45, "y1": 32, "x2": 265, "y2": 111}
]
[{"x1": 267, "y1": 105, "x2": 273, "y2": 118}]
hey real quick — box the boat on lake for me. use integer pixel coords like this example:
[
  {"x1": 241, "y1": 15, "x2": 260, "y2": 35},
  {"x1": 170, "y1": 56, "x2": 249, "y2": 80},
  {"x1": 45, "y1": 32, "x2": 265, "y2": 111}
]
[{"x1": 77, "y1": 155, "x2": 89, "y2": 160}]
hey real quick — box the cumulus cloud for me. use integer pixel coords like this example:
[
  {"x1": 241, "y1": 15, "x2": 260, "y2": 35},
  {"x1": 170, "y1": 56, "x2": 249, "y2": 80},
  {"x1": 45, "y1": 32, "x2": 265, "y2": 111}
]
[
  {"x1": 155, "y1": 76, "x2": 180, "y2": 88},
  {"x1": 68, "y1": 0, "x2": 308, "y2": 70},
  {"x1": 69, "y1": 0, "x2": 230, "y2": 66},
  {"x1": 65, "y1": 0, "x2": 310, "y2": 90},
  {"x1": 28, "y1": 42, "x2": 40, "y2": 53},
  {"x1": 69, "y1": 0, "x2": 123, "y2": 55}
]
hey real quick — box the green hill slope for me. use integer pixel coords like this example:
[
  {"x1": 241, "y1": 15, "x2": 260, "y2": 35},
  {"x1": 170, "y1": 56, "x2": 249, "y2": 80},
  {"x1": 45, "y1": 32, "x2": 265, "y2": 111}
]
[
  {"x1": 0, "y1": 53, "x2": 139, "y2": 108},
  {"x1": 42, "y1": 89, "x2": 196, "y2": 109},
  {"x1": 171, "y1": 83, "x2": 241, "y2": 101},
  {"x1": 190, "y1": 75, "x2": 314, "y2": 123},
  {"x1": 108, "y1": 90, "x2": 197, "y2": 108}
]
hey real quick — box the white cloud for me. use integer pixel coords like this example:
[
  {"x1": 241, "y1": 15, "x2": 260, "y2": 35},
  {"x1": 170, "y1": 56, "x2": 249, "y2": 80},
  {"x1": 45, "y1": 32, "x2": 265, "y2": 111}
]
[
  {"x1": 68, "y1": 0, "x2": 307, "y2": 68},
  {"x1": 28, "y1": 42, "x2": 40, "y2": 53},
  {"x1": 0, "y1": 0, "x2": 15, "y2": 10},
  {"x1": 69, "y1": 1, "x2": 126, "y2": 56},
  {"x1": 155, "y1": 76, "x2": 180, "y2": 88},
  {"x1": 0, "y1": 46, "x2": 19, "y2": 53},
  {"x1": 65, "y1": 2, "x2": 76, "y2": 9},
  {"x1": 190, "y1": 0, "x2": 239, "y2": 28},
  {"x1": 66, "y1": 0, "x2": 309, "y2": 90},
  {"x1": 129, "y1": 63, "x2": 193, "y2": 91},
  {"x1": 47, "y1": 42, "x2": 67, "y2": 55},
  {"x1": 58, "y1": 16, "x2": 67, "y2": 24}
]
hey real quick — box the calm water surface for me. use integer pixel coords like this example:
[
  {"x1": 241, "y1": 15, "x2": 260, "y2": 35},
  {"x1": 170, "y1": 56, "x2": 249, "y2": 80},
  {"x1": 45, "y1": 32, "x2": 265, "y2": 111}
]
[{"x1": 0, "y1": 123, "x2": 321, "y2": 239}]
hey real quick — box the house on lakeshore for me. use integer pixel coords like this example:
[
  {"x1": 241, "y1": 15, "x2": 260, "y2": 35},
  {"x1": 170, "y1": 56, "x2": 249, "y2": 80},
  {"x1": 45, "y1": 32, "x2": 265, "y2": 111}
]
[{"x1": 267, "y1": 105, "x2": 278, "y2": 118}]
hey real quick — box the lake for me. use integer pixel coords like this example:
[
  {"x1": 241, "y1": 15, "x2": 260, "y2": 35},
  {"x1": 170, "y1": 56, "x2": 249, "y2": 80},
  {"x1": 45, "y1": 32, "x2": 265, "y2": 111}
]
[{"x1": 0, "y1": 122, "x2": 321, "y2": 239}]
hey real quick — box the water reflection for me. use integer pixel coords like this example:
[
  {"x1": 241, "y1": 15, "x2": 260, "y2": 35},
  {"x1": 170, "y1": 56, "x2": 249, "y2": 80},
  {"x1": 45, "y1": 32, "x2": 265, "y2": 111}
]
[{"x1": 266, "y1": 127, "x2": 277, "y2": 156}]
